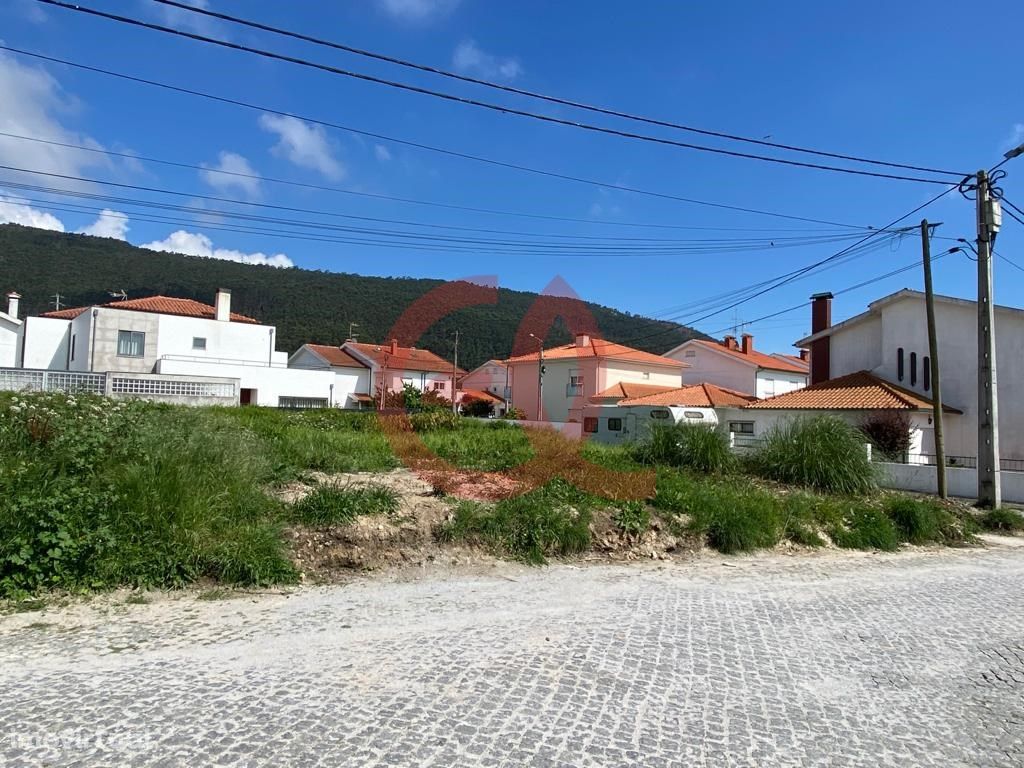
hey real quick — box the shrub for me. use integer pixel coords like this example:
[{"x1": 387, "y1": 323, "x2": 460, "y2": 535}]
[
  {"x1": 461, "y1": 397, "x2": 495, "y2": 418},
  {"x1": 614, "y1": 501, "x2": 650, "y2": 534},
  {"x1": 828, "y1": 505, "x2": 898, "y2": 551},
  {"x1": 633, "y1": 423, "x2": 734, "y2": 474},
  {"x1": 979, "y1": 508, "x2": 1024, "y2": 532},
  {"x1": 437, "y1": 481, "x2": 592, "y2": 564},
  {"x1": 750, "y1": 416, "x2": 875, "y2": 495},
  {"x1": 502, "y1": 407, "x2": 524, "y2": 420},
  {"x1": 884, "y1": 496, "x2": 959, "y2": 544},
  {"x1": 291, "y1": 484, "x2": 399, "y2": 526},
  {"x1": 860, "y1": 411, "x2": 912, "y2": 460},
  {"x1": 410, "y1": 408, "x2": 460, "y2": 433}
]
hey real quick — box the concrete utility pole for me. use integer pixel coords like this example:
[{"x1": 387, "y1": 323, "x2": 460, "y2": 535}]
[
  {"x1": 975, "y1": 170, "x2": 1002, "y2": 508},
  {"x1": 451, "y1": 329, "x2": 459, "y2": 414},
  {"x1": 920, "y1": 219, "x2": 947, "y2": 499},
  {"x1": 529, "y1": 332, "x2": 544, "y2": 420}
]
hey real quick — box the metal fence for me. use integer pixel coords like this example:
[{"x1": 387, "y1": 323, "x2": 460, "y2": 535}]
[{"x1": 883, "y1": 453, "x2": 1024, "y2": 473}]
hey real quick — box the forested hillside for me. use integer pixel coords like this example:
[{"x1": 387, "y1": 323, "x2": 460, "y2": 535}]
[{"x1": 0, "y1": 224, "x2": 707, "y2": 368}]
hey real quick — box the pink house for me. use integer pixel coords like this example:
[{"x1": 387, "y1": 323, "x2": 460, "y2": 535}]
[
  {"x1": 505, "y1": 334, "x2": 687, "y2": 422},
  {"x1": 342, "y1": 339, "x2": 464, "y2": 403}
]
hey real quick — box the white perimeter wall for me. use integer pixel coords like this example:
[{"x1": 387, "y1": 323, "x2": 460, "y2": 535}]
[
  {"x1": 0, "y1": 318, "x2": 21, "y2": 368},
  {"x1": 877, "y1": 462, "x2": 1024, "y2": 504},
  {"x1": 156, "y1": 357, "x2": 336, "y2": 407}
]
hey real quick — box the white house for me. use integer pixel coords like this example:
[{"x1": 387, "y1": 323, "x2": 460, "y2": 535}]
[
  {"x1": 340, "y1": 339, "x2": 462, "y2": 402},
  {"x1": 18, "y1": 289, "x2": 338, "y2": 407},
  {"x1": 664, "y1": 334, "x2": 808, "y2": 399},
  {"x1": 459, "y1": 359, "x2": 509, "y2": 401},
  {"x1": 0, "y1": 292, "x2": 23, "y2": 368},
  {"x1": 796, "y1": 289, "x2": 1024, "y2": 463},
  {"x1": 289, "y1": 343, "x2": 373, "y2": 409}
]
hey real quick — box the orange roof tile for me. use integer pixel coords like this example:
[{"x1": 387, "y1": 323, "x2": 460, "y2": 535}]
[
  {"x1": 692, "y1": 340, "x2": 808, "y2": 373},
  {"x1": 301, "y1": 344, "x2": 369, "y2": 369},
  {"x1": 590, "y1": 382, "x2": 681, "y2": 402},
  {"x1": 459, "y1": 388, "x2": 503, "y2": 404},
  {"x1": 506, "y1": 337, "x2": 685, "y2": 368},
  {"x1": 743, "y1": 371, "x2": 961, "y2": 413},
  {"x1": 772, "y1": 353, "x2": 810, "y2": 372},
  {"x1": 41, "y1": 296, "x2": 260, "y2": 324},
  {"x1": 620, "y1": 383, "x2": 759, "y2": 408},
  {"x1": 346, "y1": 341, "x2": 464, "y2": 375}
]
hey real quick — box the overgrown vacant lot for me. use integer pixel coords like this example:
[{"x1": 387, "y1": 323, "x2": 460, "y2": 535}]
[{"x1": 1, "y1": 392, "x2": 1019, "y2": 600}]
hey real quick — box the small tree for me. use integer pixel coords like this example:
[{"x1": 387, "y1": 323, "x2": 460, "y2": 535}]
[
  {"x1": 860, "y1": 411, "x2": 912, "y2": 460},
  {"x1": 461, "y1": 396, "x2": 495, "y2": 418},
  {"x1": 374, "y1": 382, "x2": 451, "y2": 411}
]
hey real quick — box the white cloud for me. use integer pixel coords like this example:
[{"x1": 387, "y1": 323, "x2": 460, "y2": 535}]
[
  {"x1": 141, "y1": 230, "x2": 293, "y2": 268},
  {"x1": 200, "y1": 151, "x2": 262, "y2": 198},
  {"x1": 0, "y1": 52, "x2": 113, "y2": 189},
  {"x1": 0, "y1": 193, "x2": 65, "y2": 231},
  {"x1": 77, "y1": 209, "x2": 129, "y2": 240},
  {"x1": 452, "y1": 40, "x2": 522, "y2": 81},
  {"x1": 259, "y1": 114, "x2": 344, "y2": 181},
  {"x1": 150, "y1": 0, "x2": 224, "y2": 36},
  {"x1": 1003, "y1": 123, "x2": 1024, "y2": 152},
  {"x1": 377, "y1": 0, "x2": 460, "y2": 22},
  {"x1": 374, "y1": 144, "x2": 392, "y2": 162}
]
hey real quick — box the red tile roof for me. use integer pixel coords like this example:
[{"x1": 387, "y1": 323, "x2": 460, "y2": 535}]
[
  {"x1": 691, "y1": 340, "x2": 808, "y2": 374},
  {"x1": 620, "y1": 383, "x2": 758, "y2": 408},
  {"x1": 459, "y1": 388, "x2": 503, "y2": 404},
  {"x1": 744, "y1": 371, "x2": 961, "y2": 413},
  {"x1": 41, "y1": 296, "x2": 260, "y2": 324},
  {"x1": 346, "y1": 341, "x2": 464, "y2": 375},
  {"x1": 589, "y1": 382, "x2": 681, "y2": 402},
  {"x1": 506, "y1": 337, "x2": 685, "y2": 368},
  {"x1": 772, "y1": 353, "x2": 810, "y2": 372},
  {"x1": 301, "y1": 344, "x2": 369, "y2": 369}
]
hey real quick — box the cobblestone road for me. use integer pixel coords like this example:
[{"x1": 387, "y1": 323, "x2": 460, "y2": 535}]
[{"x1": 2, "y1": 545, "x2": 1023, "y2": 767}]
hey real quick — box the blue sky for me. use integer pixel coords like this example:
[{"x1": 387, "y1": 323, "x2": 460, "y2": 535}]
[{"x1": 1, "y1": 0, "x2": 1022, "y2": 352}]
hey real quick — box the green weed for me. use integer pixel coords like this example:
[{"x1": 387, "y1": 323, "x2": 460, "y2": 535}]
[
  {"x1": 979, "y1": 508, "x2": 1024, "y2": 532},
  {"x1": 291, "y1": 485, "x2": 400, "y2": 526},
  {"x1": 614, "y1": 501, "x2": 650, "y2": 535},
  {"x1": 634, "y1": 423, "x2": 735, "y2": 474}
]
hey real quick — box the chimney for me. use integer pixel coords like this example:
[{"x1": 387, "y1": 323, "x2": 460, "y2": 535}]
[
  {"x1": 389, "y1": 338, "x2": 399, "y2": 355},
  {"x1": 741, "y1": 333, "x2": 753, "y2": 355},
  {"x1": 722, "y1": 335, "x2": 738, "y2": 351},
  {"x1": 809, "y1": 292, "x2": 833, "y2": 384},
  {"x1": 799, "y1": 349, "x2": 809, "y2": 361},
  {"x1": 5, "y1": 292, "x2": 21, "y2": 319},
  {"x1": 215, "y1": 288, "x2": 231, "y2": 322},
  {"x1": 575, "y1": 333, "x2": 591, "y2": 348}
]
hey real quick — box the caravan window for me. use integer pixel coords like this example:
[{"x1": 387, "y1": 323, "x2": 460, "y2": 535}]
[
  {"x1": 583, "y1": 417, "x2": 598, "y2": 433},
  {"x1": 683, "y1": 411, "x2": 705, "y2": 419},
  {"x1": 730, "y1": 421, "x2": 755, "y2": 434},
  {"x1": 607, "y1": 418, "x2": 622, "y2": 431},
  {"x1": 650, "y1": 409, "x2": 671, "y2": 420}
]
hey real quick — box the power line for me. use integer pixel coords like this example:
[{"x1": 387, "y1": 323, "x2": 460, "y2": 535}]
[
  {"x1": 0, "y1": 131, "x2": 875, "y2": 239},
  {"x1": 620, "y1": 182, "x2": 963, "y2": 345},
  {"x1": 147, "y1": 0, "x2": 967, "y2": 180},
  {"x1": 0, "y1": 45, "x2": 875, "y2": 230},
  {"x1": 37, "y1": 0, "x2": 955, "y2": 185},
  {"x1": 1000, "y1": 197, "x2": 1024, "y2": 227}
]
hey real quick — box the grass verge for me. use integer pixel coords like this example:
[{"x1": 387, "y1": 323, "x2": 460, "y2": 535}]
[{"x1": 291, "y1": 484, "x2": 399, "y2": 526}]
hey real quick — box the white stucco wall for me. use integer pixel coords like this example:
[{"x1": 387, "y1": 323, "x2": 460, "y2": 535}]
[
  {"x1": 754, "y1": 370, "x2": 807, "y2": 399},
  {"x1": 460, "y1": 362, "x2": 509, "y2": 398},
  {"x1": 826, "y1": 295, "x2": 1024, "y2": 460},
  {"x1": 155, "y1": 314, "x2": 278, "y2": 364},
  {"x1": 601, "y1": 360, "x2": 683, "y2": 390},
  {"x1": 669, "y1": 343, "x2": 756, "y2": 393},
  {"x1": 156, "y1": 357, "x2": 336, "y2": 407},
  {"x1": 22, "y1": 316, "x2": 72, "y2": 370},
  {"x1": 0, "y1": 316, "x2": 22, "y2": 368}
]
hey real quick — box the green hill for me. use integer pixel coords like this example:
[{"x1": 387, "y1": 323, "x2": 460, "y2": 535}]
[{"x1": 0, "y1": 224, "x2": 707, "y2": 368}]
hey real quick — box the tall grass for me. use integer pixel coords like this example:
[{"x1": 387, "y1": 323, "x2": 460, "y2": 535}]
[
  {"x1": 438, "y1": 480, "x2": 593, "y2": 564},
  {"x1": 291, "y1": 484, "x2": 399, "y2": 526},
  {"x1": 421, "y1": 421, "x2": 533, "y2": 470},
  {"x1": 633, "y1": 423, "x2": 735, "y2": 474},
  {"x1": 749, "y1": 416, "x2": 875, "y2": 495}
]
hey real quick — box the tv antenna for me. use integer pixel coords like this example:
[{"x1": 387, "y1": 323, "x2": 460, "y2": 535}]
[
  {"x1": 347, "y1": 322, "x2": 360, "y2": 341},
  {"x1": 50, "y1": 293, "x2": 63, "y2": 311},
  {"x1": 108, "y1": 289, "x2": 128, "y2": 302}
]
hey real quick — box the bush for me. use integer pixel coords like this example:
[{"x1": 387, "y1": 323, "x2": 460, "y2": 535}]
[
  {"x1": 410, "y1": 408, "x2": 460, "y2": 433},
  {"x1": 633, "y1": 423, "x2": 735, "y2": 474},
  {"x1": 461, "y1": 397, "x2": 495, "y2": 418},
  {"x1": 884, "y1": 496, "x2": 959, "y2": 544},
  {"x1": 750, "y1": 416, "x2": 875, "y2": 495},
  {"x1": 614, "y1": 500, "x2": 650, "y2": 534},
  {"x1": 438, "y1": 480, "x2": 592, "y2": 564},
  {"x1": 828, "y1": 505, "x2": 898, "y2": 551},
  {"x1": 291, "y1": 485, "x2": 399, "y2": 526},
  {"x1": 979, "y1": 508, "x2": 1024, "y2": 532},
  {"x1": 502, "y1": 407, "x2": 524, "y2": 420},
  {"x1": 860, "y1": 411, "x2": 912, "y2": 460}
]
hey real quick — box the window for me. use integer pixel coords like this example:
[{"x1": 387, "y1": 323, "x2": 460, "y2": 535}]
[
  {"x1": 433, "y1": 381, "x2": 445, "y2": 390},
  {"x1": 607, "y1": 417, "x2": 622, "y2": 431},
  {"x1": 897, "y1": 347, "x2": 905, "y2": 381},
  {"x1": 923, "y1": 356, "x2": 931, "y2": 391},
  {"x1": 684, "y1": 350, "x2": 696, "y2": 358},
  {"x1": 910, "y1": 352, "x2": 918, "y2": 387},
  {"x1": 730, "y1": 421, "x2": 755, "y2": 434},
  {"x1": 642, "y1": 372, "x2": 650, "y2": 380},
  {"x1": 70, "y1": 334, "x2": 76, "y2": 362},
  {"x1": 117, "y1": 330, "x2": 145, "y2": 358},
  {"x1": 192, "y1": 337, "x2": 207, "y2": 351},
  {"x1": 683, "y1": 410, "x2": 705, "y2": 420},
  {"x1": 583, "y1": 417, "x2": 598, "y2": 433},
  {"x1": 278, "y1": 396, "x2": 329, "y2": 410},
  {"x1": 650, "y1": 409, "x2": 671, "y2": 419},
  {"x1": 567, "y1": 370, "x2": 583, "y2": 397}
]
